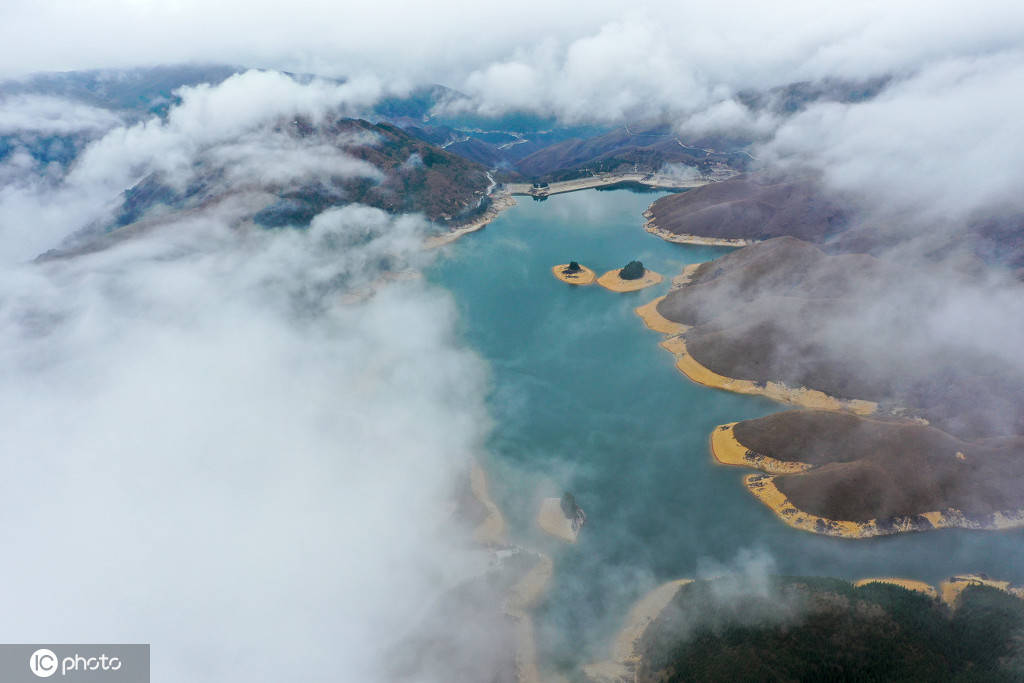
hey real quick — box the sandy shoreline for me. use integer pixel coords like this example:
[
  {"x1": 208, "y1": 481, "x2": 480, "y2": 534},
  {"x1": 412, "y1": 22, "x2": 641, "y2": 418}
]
[
  {"x1": 634, "y1": 263, "x2": 876, "y2": 414},
  {"x1": 659, "y1": 334, "x2": 877, "y2": 415},
  {"x1": 467, "y1": 463, "x2": 555, "y2": 683},
  {"x1": 634, "y1": 296, "x2": 688, "y2": 335},
  {"x1": 940, "y1": 574, "x2": 1024, "y2": 607},
  {"x1": 425, "y1": 171, "x2": 722, "y2": 250},
  {"x1": 642, "y1": 212, "x2": 756, "y2": 247},
  {"x1": 718, "y1": 424, "x2": 1024, "y2": 539},
  {"x1": 424, "y1": 192, "x2": 518, "y2": 248},
  {"x1": 505, "y1": 553, "x2": 555, "y2": 683},
  {"x1": 671, "y1": 263, "x2": 702, "y2": 289},
  {"x1": 855, "y1": 577, "x2": 938, "y2": 599},
  {"x1": 647, "y1": 264, "x2": 1014, "y2": 542},
  {"x1": 583, "y1": 572, "x2": 1021, "y2": 682},
  {"x1": 470, "y1": 461, "x2": 507, "y2": 545},
  {"x1": 583, "y1": 579, "x2": 693, "y2": 682},
  {"x1": 710, "y1": 422, "x2": 813, "y2": 474},
  {"x1": 552, "y1": 263, "x2": 597, "y2": 285},
  {"x1": 506, "y1": 553, "x2": 555, "y2": 616},
  {"x1": 744, "y1": 472, "x2": 1024, "y2": 538},
  {"x1": 537, "y1": 498, "x2": 583, "y2": 543},
  {"x1": 597, "y1": 268, "x2": 663, "y2": 293}
]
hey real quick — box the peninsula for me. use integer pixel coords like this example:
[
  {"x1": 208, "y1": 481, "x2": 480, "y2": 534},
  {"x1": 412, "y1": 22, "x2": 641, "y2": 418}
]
[
  {"x1": 619, "y1": 575, "x2": 1024, "y2": 681},
  {"x1": 714, "y1": 411, "x2": 1024, "y2": 538},
  {"x1": 626, "y1": 235, "x2": 1024, "y2": 537},
  {"x1": 658, "y1": 333, "x2": 876, "y2": 414},
  {"x1": 424, "y1": 191, "x2": 517, "y2": 248},
  {"x1": 582, "y1": 579, "x2": 693, "y2": 682},
  {"x1": 641, "y1": 174, "x2": 847, "y2": 246}
]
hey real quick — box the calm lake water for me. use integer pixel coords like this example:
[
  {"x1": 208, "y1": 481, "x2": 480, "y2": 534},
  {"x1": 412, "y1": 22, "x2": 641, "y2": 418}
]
[{"x1": 426, "y1": 188, "x2": 1024, "y2": 677}]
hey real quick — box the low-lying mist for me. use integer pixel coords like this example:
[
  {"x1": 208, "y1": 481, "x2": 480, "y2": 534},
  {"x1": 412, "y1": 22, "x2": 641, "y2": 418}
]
[
  {"x1": 0, "y1": 200, "x2": 499, "y2": 681},
  {"x1": 0, "y1": 72, "x2": 504, "y2": 682}
]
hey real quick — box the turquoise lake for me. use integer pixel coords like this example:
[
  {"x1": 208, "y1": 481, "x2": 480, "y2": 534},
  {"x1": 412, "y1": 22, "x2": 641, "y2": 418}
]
[{"x1": 426, "y1": 188, "x2": 1024, "y2": 677}]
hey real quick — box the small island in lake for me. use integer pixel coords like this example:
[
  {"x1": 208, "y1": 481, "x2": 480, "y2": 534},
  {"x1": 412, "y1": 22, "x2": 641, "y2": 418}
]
[
  {"x1": 537, "y1": 491, "x2": 587, "y2": 542},
  {"x1": 598, "y1": 260, "x2": 663, "y2": 292},
  {"x1": 552, "y1": 261, "x2": 596, "y2": 285}
]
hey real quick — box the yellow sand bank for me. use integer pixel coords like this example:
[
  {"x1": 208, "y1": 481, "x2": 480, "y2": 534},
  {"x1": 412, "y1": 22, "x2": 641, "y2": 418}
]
[
  {"x1": 424, "y1": 192, "x2": 517, "y2": 248},
  {"x1": 506, "y1": 553, "x2": 554, "y2": 616},
  {"x1": 707, "y1": 421, "x2": 1024, "y2": 540},
  {"x1": 513, "y1": 615, "x2": 539, "y2": 683},
  {"x1": 470, "y1": 461, "x2": 507, "y2": 545},
  {"x1": 597, "y1": 268, "x2": 663, "y2": 292},
  {"x1": 634, "y1": 296, "x2": 689, "y2": 335},
  {"x1": 611, "y1": 579, "x2": 692, "y2": 662},
  {"x1": 744, "y1": 473, "x2": 1024, "y2": 538},
  {"x1": 514, "y1": 614, "x2": 540, "y2": 683},
  {"x1": 468, "y1": 463, "x2": 551, "y2": 683},
  {"x1": 710, "y1": 422, "x2": 813, "y2": 474},
  {"x1": 659, "y1": 334, "x2": 877, "y2": 415},
  {"x1": 671, "y1": 262, "x2": 703, "y2": 289},
  {"x1": 467, "y1": 463, "x2": 545, "y2": 682},
  {"x1": 537, "y1": 497, "x2": 583, "y2": 543},
  {"x1": 583, "y1": 572, "x2": 1021, "y2": 683},
  {"x1": 854, "y1": 577, "x2": 938, "y2": 599},
  {"x1": 745, "y1": 473, "x2": 902, "y2": 538},
  {"x1": 582, "y1": 579, "x2": 693, "y2": 683},
  {"x1": 502, "y1": 552, "x2": 554, "y2": 683},
  {"x1": 552, "y1": 263, "x2": 596, "y2": 285},
  {"x1": 940, "y1": 574, "x2": 1024, "y2": 608},
  {"x1": 643, "y1": 219, "x2": 755, "y2": 247}
]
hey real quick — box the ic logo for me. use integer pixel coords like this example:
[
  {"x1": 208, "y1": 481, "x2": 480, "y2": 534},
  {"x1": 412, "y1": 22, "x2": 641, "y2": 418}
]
[{"x1": 29, "y1": 648, "x2": 58, "y2": 678}]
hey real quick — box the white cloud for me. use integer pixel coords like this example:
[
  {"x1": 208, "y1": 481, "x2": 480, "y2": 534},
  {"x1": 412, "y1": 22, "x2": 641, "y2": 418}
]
[
  {"x1": 0, "y1": 65, "x2": 507, "y2": 681},
  {"x1": 762, "y1": 51, "x2": 1024, "y2": 223},
  {"x1": 675, "y1": 99, "x2": 779, "y2": 141},
  {"x1": 207, "y1": 132, "x2": 383, "y2": 188},
  {"x1": 0, "y1": 94, "x2": 122, "y2": 134},
  {"x1": 0, "y1": 2, "x2": 1022, "y2": 678},
  {"x1": 0, "y1": 2, "x2": 1020, "y2": 118},
  {"x1": 69, "y1": 70, "x2": 382, "y2": 192},
  {"x1": 445, "y1": 2, "x2": 1024, "y2": 124},
  {"x1": 0, "y1": 202, "x2": 494, "y2": 682},
  {"x1": 0, "y1": 70, "x2": 385, "y2": 266}
]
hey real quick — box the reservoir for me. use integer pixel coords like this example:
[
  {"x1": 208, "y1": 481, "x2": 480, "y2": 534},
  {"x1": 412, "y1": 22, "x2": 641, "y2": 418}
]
[{"x1": 426, "y1": 188, "x2": 1024, "y2": 676}]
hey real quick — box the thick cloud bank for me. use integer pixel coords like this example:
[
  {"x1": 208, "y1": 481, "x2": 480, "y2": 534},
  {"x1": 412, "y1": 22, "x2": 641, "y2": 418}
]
[
  {"x1": 3, "y1": 2, "x2": 1022, "y2": 109},
  {"x1": 763, "y1": 50, "x2": 1024, "y2": 227},
  {"x1": 0, "y1": 73, "x2": 494, "y2": 682},
  {"x1": 0, "y1": 202, "x2": 492, "y2": 681}
]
